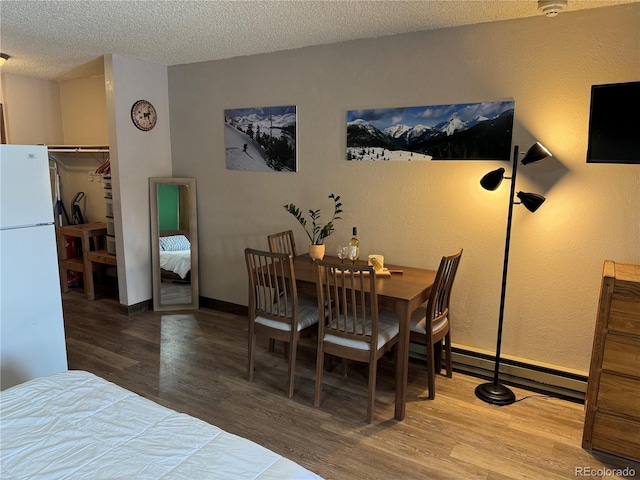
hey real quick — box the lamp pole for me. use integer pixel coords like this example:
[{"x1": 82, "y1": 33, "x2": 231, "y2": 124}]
[{"x1": 475, "y1": 145, "x2": 519, "y2": 405}]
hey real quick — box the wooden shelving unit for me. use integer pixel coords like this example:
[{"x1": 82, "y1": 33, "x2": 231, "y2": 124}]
[
  {"x1": 56, "y1": 222, "x2": 107, "y2": 297},
  {"x1": 84, "y1": 249, "x2": 118, "y2": 301}
]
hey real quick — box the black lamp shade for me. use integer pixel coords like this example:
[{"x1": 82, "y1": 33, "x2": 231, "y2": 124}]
[
  {"x1": 516, "y1": 191, "x2": 546, "y2": 212},
  {"x1": 480, "y1": 168, "x2": 505, "y2": 191},
  {"x1": 521, "y1": 142, "x2": 552, "y2": 165}
]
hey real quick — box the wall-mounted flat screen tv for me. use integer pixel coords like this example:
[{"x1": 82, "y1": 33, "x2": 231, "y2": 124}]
[{"x1": 586, "y1": 81, "x2": 640, "y2": 164}]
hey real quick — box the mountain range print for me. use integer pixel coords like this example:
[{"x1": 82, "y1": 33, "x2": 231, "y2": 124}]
[
  {"x1": 347, "y1": 101, "x2": 514, "y2": 161},
  {"x1": 225, "y1": 106, "x2": 297, "y2": 172}
]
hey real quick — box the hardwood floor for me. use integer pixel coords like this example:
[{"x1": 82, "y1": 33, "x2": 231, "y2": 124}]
[
  {"x1": 159, "y1": 280, "x2": 192, "y2": 305},
  {"x1": 62, "y1": 291, "x2": 640, "y2": 480}
]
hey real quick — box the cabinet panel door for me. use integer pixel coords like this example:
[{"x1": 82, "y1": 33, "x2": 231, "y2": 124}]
[
  {"x1": 609, "y1": 295, "x2": 640, "y2": 335},
  {"x1": 592, "y1": 411, "x2": 640, "y2": 461},
  {"x1": 602, "y1": 334, "x2": 640, "y2": 378},
  {"x1": 598, "y1": 372, "x2": 640, "y2": 418}
]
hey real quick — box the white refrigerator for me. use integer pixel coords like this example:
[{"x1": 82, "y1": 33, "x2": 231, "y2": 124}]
[{"x1": 0, "y1": 144, "x2": 68, "y2": 390}]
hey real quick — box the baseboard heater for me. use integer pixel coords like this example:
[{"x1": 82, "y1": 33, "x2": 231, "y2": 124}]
[
  {"x1": 203, "y1": 296, "x2": 588, "y2": 402},
  {"x1": 409, "y1": 343, "x2": 587, "y2": 403}
]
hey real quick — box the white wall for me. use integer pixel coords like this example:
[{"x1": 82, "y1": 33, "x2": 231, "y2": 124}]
[
  {"x1": 1, "y1": 74, "x2": 63, "y2": 144},
  {"x1": 104, "y1": 54, "x2": 172, "y2": 306},
  {"x1": 168, "y1": 4, "x2": 640, "y2": 373},
  {"x1": 59, "y1": 75, "x2": 108, "y2": 145}
]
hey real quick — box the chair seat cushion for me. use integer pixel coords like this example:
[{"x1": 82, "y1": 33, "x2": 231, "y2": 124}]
[
  {"x1": 255, "y1": 296, "x2": 319, "y2": 332},
  {"x1": 324, "y1": 311, "x2": 399, "y2": 351},
  {"x1": 410, "y1": 315, "x2": 448, "y2": 335}
]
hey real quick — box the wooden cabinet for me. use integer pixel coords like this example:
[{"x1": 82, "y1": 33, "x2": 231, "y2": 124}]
[
  {"x1": 56, "y1": 222, "x2": 107, "y2": 298},
  {"x1": 583, "y1": 261, "x2": 640, "y2": 461}
]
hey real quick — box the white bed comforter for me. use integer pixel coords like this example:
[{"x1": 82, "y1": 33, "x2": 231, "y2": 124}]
[
  {"x1": 160, "y1": 250, "x2": 191, "y2": 279},
  {"x1": 0, "y1": 371, "x2": 321, "y2": 480}
]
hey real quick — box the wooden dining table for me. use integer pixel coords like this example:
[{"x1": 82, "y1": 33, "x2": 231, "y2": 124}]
[{"x1": 292, "y1": 253, "x2": 437, "y2": 421}]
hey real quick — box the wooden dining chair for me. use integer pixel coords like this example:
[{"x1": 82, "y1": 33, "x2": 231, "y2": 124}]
[
  {"x1": 314, "y1": 261, "x2": 400, "y2": 423},
  {"x1": 409, "y1": 248, "x2": 463, "y2": 399},
  {"x1": 267, "y1": 230, "x2": 300, "y2": 354},
  {"x1": 268, "y1": 230, "x2": 298, "y2": 257},
  {"x1": 245, "y1": 248, "x2": 319, "y2": 398}
]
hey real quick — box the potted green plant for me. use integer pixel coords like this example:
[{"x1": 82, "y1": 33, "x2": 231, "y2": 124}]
[{"x1": 284, "y1": 193, "x2": 342, "y2": 260}]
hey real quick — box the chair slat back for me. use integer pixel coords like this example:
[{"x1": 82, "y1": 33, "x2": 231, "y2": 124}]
[
  {"x1": 245, "y1": 248, "x2": 298, "y2": 329},
  {"x1": 268, "y1": 230, "x2": 298, "y2": 257},
  {"x1": 427, "y1": 249, "x2": 463, "y2": 327},
  {"x1": 316, "y1": 261, "x2": 380, "y2": 350}
]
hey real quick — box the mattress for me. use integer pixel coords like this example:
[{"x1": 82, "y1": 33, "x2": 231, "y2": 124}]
[
  {"x1": 160, "y1": 250, "x2": 191, "y2": 279},
  {"x1": 0, "y1": 370, "x2": 321, "y2": 479}
]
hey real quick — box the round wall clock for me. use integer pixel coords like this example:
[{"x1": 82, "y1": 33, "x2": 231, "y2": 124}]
[{"x1": 131, "y1": 100, "x2": 157, "y2": 131}]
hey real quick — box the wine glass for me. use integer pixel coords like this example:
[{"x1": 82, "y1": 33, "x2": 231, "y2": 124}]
[
  {"x1": 337, "y1": 245, "x2": 348, "y2": 263},
  {"x1": 348, "y1": 246, "x2": 359, "y2": 264}
]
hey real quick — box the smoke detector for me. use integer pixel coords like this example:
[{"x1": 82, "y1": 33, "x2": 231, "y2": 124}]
[{"x1": 538, "y1": 0, "x2": 568, "y2": 17}]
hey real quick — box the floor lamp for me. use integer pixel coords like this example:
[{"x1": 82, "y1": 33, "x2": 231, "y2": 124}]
[{"x1": 475, "y1": 141, "x2": 551, "y2": 406}]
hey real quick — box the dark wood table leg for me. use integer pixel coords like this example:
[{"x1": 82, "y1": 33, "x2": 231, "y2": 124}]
[{"x1": 394, "y1": 300, "x2": 410, "y2": 421}]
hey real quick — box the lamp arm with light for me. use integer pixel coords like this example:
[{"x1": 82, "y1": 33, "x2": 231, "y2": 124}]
[{"x1": 475, "y1": 142, "x2": 550, "y2": 406}]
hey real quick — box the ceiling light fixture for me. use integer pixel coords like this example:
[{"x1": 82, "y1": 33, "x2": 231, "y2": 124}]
[
  {"x1": 0, "y1": 53, "x2": 10, "y2": 67},
  {"x1": 538, "y1": 0, "x2": 568, "y2": 17}
]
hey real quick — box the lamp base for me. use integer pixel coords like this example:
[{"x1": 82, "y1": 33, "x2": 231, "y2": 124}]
[{"x1": 475, "y1": 382, "x2": 516, "y2": 406}]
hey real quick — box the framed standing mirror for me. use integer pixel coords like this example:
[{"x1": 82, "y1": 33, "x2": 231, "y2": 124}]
[{"x1": 150, "y1": 177, "x2": 199, "y2": 311}]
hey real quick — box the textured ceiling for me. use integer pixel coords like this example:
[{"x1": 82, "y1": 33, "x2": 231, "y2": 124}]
[{"x1": 0, "y1": 0, "x2": 637, "y2": 81}]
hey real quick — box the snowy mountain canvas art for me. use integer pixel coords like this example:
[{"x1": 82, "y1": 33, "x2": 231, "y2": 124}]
[
  {"x1": 346, "y1": 101, "x2": 514, "y2": 161},
  {"x1": 225, "y1": 106, "x2": 297, "y2": 172}
]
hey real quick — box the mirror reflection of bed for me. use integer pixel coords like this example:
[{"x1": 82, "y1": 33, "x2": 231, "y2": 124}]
[
  {"x1": 159, "y1": 229, "x2": 192, "y2": 305},
  {"x1": 150, "y1": 177, "x2": 199, "y2": 311}
]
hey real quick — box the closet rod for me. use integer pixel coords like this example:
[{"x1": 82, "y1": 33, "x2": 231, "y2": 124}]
[{"x1": 46, "y1": 145, "x2": 109, "y2": 153}]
